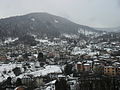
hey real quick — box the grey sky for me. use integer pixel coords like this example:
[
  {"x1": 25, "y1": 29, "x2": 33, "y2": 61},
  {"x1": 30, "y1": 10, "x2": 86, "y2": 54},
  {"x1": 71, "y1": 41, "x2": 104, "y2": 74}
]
[{"x1": 0, "y1": 0, "x2": 120, "y2": 28}]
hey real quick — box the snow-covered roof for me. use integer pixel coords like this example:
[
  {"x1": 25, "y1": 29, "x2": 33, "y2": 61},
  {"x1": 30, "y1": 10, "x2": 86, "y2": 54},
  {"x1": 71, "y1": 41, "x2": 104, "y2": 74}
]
[
  {"x1": 0, "y1": 64, "x2": 22, "y2": 82},
  {"x1": 77, "y1": 62, "x2": 82, "y2": 64},
  {"x1": 45, "y1": 80, "x2": 56, "y2": 85},
  {"x1": 17, "y1": 65, "x2": 62, "y2": 79},
  {"x1": 84, "y1": 63, "x2": 90, "y2": 66},
  {"x1": 94, "y1": 59, "x2": 99, "y2": 62},
  {"x1": 4, "y1": 37, "x2": 18, "y2": 44},
  {"x1": 58, "y1": 74, "x2": 65, "y2": 78}
]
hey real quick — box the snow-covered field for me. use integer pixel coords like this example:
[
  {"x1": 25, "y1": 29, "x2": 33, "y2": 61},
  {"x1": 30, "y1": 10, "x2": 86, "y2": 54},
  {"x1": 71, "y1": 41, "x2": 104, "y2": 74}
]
[
  {"x1": 71, "y1": 46, "x2": 99, "y2": 56},
  {"x1": 0, "y1": 63, "x2": 62, "y2": 83},
  {"x1": 0, "y1": 63, "x2": 22, "y2": 82},
  {"x1": 17, "y1": 65, "x2": 62, "y2": 78},
  {"x1": 4, "y1": 37, "x2": 18, "y2": 44}
]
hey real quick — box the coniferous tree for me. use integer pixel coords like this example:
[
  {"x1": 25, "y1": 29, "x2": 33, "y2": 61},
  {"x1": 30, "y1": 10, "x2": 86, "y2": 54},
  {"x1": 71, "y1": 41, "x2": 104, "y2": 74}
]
[
  {"x1": 38, "y1": 52, "x2": 43, "y2": 62},
  {"x1": 15, "y1": 78, "x2": 22, "y2": 87},
  {"x1": 12, "y1": 67, "x2": 22, "y2": 76},
  {"x1": 64, "y1": 64, "x2": 73, "y2": 75}
]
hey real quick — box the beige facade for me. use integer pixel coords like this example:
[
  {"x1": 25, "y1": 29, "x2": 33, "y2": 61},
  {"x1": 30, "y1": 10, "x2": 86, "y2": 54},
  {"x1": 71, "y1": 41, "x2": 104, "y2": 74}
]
[{"x1": 104, "y1": 66, "x2": 117, "y2": 76}]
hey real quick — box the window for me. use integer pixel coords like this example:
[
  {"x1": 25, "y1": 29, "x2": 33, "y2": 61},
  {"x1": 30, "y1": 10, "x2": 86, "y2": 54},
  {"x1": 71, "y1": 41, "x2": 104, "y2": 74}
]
[{"x1": 112, "y1": 68, "x2": 114, "y2": 70}]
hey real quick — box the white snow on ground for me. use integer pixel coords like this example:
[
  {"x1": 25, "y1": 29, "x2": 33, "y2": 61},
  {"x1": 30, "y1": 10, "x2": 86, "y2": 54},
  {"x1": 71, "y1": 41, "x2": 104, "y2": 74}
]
[
  {"x1": 45, "y1": 86, "x2": 52, "y2": 90},
  {"x1": 35, "y1": 39, "x2": 58, "y2": 46},
  {"x1": 45, "y1": 80, "x2": 56, "y2": 90},
  {"x1": 71, "y1": 47, "x2": 86, "y2": 55},
  {"x1": 35, "y1": 39, "x2": 49, "y2": 43},
  {"x1": 78, "y1": 29, "x2": 95, "y2": 35},
  {"x1": 71, "y1": 46, "x2": 99, "y2": 55},
  {"x1": 0, "y1": 63, "x2": 61, "y2": 83},
  {"x1": 30, "y1": 65, "x2": 62, "y2": 77},
  {"x1": 45, "y1": 80, "x2": 56, "y2": 85},
  {"x1": 17, "y1": 65, "x2": 62, "y2": 79},
  {"x1": 31, "y1": 18, "x2": 35, "y2": 21},
  {"x1": 0, "y1": 64, "x2": 22, "y2": 72},
  {"x1": 4, "y1": 37, "x2": 18, "y2": 44},
  {"x1": 0, "y1": 63, "x2": 22, "y2": 82},
  {"x1": 54, "y1": 20, "x2": 59, "y2": 23},
  {"x1": 62, "y1": 34, "x2": 79, "y2": 39},
  {"x1": 33, "y1": 54, "x2": 38, "y2": 58}
]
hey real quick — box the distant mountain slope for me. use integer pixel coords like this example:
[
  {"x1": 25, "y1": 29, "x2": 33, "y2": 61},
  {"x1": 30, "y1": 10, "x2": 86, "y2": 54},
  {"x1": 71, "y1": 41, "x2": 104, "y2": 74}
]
[
  {"x1": 95, "y1": 27, "x2": 120, "y2": 32},
  {"x1": 0, "y1": 12, "x2": 101, "y2": 39}
]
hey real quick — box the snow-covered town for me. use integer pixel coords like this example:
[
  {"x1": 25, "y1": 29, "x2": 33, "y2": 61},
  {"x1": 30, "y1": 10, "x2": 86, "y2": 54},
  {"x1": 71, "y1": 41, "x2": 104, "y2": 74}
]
[
  {"x1": 0, "y1": 1, "x2": 120, "y2": 89},
  {"x1": 0, "y1": 31, "x2": 120, "y2": 90}
]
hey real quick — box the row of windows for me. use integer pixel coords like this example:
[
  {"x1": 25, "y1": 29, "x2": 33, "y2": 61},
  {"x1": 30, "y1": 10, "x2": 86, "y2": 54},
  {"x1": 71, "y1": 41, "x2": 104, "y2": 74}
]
[
  {"x1": 104, "y1": 70, "x2": 120, "y2": 72},
  {"x1": 104, "y1": 68, "x2": 115, "y2": 70},
  {"x1": 104, "y1": 70, "x2": 115, "y2": 72}
]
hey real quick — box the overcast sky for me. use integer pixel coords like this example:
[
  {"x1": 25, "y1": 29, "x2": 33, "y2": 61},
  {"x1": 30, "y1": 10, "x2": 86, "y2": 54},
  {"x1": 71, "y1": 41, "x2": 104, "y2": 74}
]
[{"x1": 0, "y1": 0, "x2": 120, "y2": 28}]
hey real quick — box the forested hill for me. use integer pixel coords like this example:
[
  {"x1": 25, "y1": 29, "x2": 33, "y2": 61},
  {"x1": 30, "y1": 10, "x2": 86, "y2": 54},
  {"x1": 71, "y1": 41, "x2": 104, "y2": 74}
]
[{"x1": 0, "y1": 12, "x2": 100, "y2": 39}]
